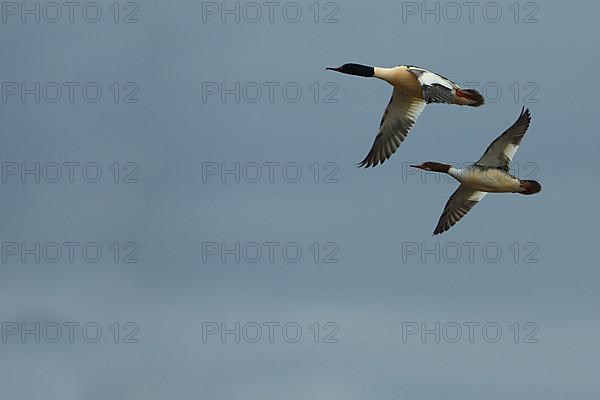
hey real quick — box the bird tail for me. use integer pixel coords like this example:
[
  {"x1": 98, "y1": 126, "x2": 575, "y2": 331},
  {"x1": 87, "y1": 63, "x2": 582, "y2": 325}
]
[
  {"x1": 518, "y1": 180, "x2": 542, "y2": 195},
  {"x1": 454, "y1": 89, "x2": 485, "y2": 107}
]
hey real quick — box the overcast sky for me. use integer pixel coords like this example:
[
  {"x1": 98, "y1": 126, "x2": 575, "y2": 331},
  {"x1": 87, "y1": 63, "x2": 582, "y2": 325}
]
[{"x1": 0, "y1": 0, "x2": 598, "y2": 398}]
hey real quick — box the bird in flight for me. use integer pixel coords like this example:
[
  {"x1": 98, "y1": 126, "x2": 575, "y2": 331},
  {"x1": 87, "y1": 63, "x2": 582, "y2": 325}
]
[
  {"x1": 326, "y1": 63, "x2": 485, "y2": 167},
  {"x1": 411, "y1": 107, "x2": 541, "y2": 235}
]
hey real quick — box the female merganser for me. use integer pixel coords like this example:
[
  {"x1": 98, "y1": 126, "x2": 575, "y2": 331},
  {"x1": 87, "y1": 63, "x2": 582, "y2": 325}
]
[
  {"x1": 326, "y1": 63, "x2": 485, "y2": 167},
  {"x1": 411, "y1": 107, "x2": 541, "y2": 235}
]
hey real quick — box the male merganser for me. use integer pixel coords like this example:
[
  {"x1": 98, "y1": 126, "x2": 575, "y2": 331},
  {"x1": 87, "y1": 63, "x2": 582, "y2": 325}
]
[
  {"x1": 411, "y1": 107, "x2": 541, "y2": 235},
  {"x1": 326, "y1": 63, "x2": 484, "y2": 167}
]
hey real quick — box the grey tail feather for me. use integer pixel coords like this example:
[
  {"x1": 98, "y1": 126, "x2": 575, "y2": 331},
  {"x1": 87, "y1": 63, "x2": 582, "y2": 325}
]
[
  {"x1": 519, "y1": 180, "x2": 542, "y2": 195},
  {"x1": 459, "y1": 89, "x2": 485, "y2": 107}
]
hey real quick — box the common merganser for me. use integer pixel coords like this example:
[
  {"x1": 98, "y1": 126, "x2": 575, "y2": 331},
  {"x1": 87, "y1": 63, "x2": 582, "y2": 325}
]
[
  {"x1": 326, "y1": 63, "x2": 484, "y2": 167},
  {"x1": 411, "y1": 107, "x2": 541, "y2": 235}
]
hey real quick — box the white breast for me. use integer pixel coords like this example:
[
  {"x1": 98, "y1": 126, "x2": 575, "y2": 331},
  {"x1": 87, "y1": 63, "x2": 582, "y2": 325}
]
[{"x1": 449, "y1": 167, "x2": 520, "y2": 192}]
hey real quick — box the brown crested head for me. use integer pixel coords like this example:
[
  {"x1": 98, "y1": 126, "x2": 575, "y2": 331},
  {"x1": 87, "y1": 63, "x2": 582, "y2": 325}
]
[{"x1": 410, "y1": 162, "x2": 451, "y2": 173}]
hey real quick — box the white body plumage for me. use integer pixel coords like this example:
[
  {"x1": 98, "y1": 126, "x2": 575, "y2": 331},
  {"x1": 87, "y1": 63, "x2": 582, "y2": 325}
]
[{"x1": 449, "y1": 167, "x2": 521, "y2": 193}]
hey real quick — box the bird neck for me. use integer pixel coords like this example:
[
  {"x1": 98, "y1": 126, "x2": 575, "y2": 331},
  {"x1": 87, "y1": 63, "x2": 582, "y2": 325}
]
[
  {"x1": 373, "y1": 67, "x2": 397, "y2": 82},
  {"x1": 447, "y1": 166, "x2": 464, "y2": 182}
]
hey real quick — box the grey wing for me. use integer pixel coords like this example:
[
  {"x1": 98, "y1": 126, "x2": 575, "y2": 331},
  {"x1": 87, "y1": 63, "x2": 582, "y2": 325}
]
[
  {"x1": 407, "y1": 67, "x2": 457, "y2": 104},
  {"x1": 421, "y1": 83, "x2": 456, "y2": 104},
  {"x1": 475, "y1": 107, "x2": 531, "y2": 172},
  {"x1": 433, "y1": 186, "x2": 487, "y2": 235},
  {"x1": 358, "y1": 88, "x2": 426, "y2": 168}
]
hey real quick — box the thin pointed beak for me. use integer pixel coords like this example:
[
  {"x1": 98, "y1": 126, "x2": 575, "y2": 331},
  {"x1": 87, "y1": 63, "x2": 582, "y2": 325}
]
[
  {"x1": 326, "y1": 66, "x2": 341, "y2": 72},
  {"x1": 410, "y1": 164, "x2": 420, "y2": 169}
]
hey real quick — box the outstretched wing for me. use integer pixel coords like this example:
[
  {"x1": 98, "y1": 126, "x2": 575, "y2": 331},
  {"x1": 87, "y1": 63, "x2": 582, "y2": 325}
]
[
  {"x1": 433, "y1": 185, "x2": 487, "y2": 235},
  {"x1": 358, "y1": 87, "x2": 426, "y2": 168},
  {"x1": 475, "y1": 107, "x2": 532, "y2": 172}
]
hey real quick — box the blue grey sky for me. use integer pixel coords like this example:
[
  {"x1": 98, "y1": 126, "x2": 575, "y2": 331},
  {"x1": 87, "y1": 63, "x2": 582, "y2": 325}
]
[{"x1": 0, "y1": 0, "x2": 598, "y2": 398}]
